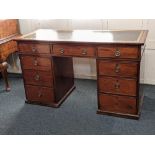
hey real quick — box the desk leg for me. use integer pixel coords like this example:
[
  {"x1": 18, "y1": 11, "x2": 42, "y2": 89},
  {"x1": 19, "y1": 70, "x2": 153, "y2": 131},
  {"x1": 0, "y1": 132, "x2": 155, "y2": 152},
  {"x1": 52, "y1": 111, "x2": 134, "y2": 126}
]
[{"x1": 2, "y1": 69, "x2": 11, "y2": 91}]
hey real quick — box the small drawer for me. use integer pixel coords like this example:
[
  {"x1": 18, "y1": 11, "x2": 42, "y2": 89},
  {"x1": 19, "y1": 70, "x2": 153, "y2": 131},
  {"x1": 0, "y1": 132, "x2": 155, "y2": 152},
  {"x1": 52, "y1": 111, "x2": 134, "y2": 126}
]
[
  {"x1": 25, "y1": 85, "x2": 54, "y2": 104},
  {"x1": 53, "y1": 45, "x2": 95, "y2": 57},
  {"x1": 97, "y1": 46, "x2": 139, "y2": 59},
  {"x1": 98, "y1": 60, "x2": 138, "y2": 78},
  {"x1": 99, "y1": 93, "x2": 137, "y2": 115},
  {"x1": 18, "y1": 43, "x2": 50, "y2": 54},
  {"x1": 98, "y1": 77, "x2": 137, "y2": 96},
  {"x1": 23, "y1": 70, "x2": 53, "y2": 87},
  {"x1": 20, "y1": 55, "x2": 51, "y2": 71}
]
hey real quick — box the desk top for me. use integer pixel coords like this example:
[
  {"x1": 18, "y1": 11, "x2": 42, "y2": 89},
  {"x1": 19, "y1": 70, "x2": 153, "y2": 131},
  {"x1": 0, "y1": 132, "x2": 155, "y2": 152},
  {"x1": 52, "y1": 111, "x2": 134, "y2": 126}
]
[{"x1": 15, "y1": 29, "x2": 148, "y2": 45}]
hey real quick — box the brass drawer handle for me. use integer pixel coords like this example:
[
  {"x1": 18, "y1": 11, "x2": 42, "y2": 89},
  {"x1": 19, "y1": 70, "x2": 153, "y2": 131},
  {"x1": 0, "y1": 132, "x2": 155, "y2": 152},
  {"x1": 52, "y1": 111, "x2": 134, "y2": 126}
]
[
  {"x1": 38, "y1": 91, "x2": 42, "y2": 97},
  {"x1": 127, "y1": 105, "x2": 133, "y2": 110},
  {"x1": 82, "y1": 48, "x2": 87, "y2": 55},
  {"x1": 33, "y1": 59, "x2": 38, "y2": 66},
  {"x1": 60, "y1": 48, "x2": 64, "y2": 54},
  {"x1": 115, "y1": 64, "x2": 120, "y2": 73},
  {"x1": 115, "y1": 49, "x2": 121, "y2": 57},
  {"x1": 32, "y1": 47, "x2": 37, "y2": 52},
  {"x1": 34, "y1": 74, "x2": 40, "y2": 81},
  {"x1": 114, "y1": 81, "x2": 120, "y2": 89}
]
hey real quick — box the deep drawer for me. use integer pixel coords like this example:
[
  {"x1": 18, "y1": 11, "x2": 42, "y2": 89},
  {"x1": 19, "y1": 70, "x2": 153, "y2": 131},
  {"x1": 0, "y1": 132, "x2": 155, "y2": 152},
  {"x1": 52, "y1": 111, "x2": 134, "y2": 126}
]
[
  {"x1": 23, "y1": 70, "x2": 53, "y2": 87},
  {"x1": 25, "y1": 85, "x2": 54, "y2": 104},
  {"x1": 53, "y1": 45, "x2": 96, "y2": 57},
  {"x1": 98, "y1": 77, "x2": 137, "y2": 96},
  {"x1": 98, "y1": 60, "x2": 138, "y2": 78},
  {"x1": 97, "y1": 46, "x2": 139, "y2": 59},
  {"x1": 18, "y1": 43, "x2": 50, "y2": 54},
  {"x1": 20, "y1": 55, "x2": 51, "y2": 71},
  {"x1": 99, "y1": 93, "x2": 137, "y2": 115}
]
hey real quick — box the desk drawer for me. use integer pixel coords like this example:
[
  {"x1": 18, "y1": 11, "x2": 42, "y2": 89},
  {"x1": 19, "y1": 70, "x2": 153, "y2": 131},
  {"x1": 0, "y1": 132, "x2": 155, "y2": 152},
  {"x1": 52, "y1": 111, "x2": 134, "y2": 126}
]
[
  {"x1": 23, "y1": 70, "x2": 53, "y2": 87},
  {"x1": 53, "y1": 45, "x2": 95, "y2": 57},
  {"x1": 20, "y1": 55, "x2": 51, "y2": 71},
  {"x1": 18, "y1": 43, "x2": 50, "y2": 54},
  {"x1": 97, "y1": 46, "x2": 139, "y2": 59},
  {"x1": 99, "y1": 93, "x2": 137, "y2": 115},
  {"x1": 98, "y1": 77, "x2": 137, "y2": 96},
  {"x1": 98, "y1": 60, "x2": 138, "y2": 78},
  {"x1": 25, "y1": 85, "x2": 54, "y2": 104}
]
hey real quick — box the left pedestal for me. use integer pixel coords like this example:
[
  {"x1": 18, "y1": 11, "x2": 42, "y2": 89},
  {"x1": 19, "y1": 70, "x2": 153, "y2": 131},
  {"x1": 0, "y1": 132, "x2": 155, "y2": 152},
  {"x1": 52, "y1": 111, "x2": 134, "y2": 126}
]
[{"x1": 18, "y1": 42, "x2": 75, "y2": 108}]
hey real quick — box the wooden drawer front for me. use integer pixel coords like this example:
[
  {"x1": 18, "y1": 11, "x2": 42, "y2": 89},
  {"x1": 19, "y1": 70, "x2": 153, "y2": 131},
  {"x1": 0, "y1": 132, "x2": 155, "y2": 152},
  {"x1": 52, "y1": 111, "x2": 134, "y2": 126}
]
[
  {"x1": 53, "y1": 45, "x2": 95, "y2": 57},
  {"x1": 20, "y1": 56, "x2": 51, "y2": 71},
  {"x1": 0, "y1": 40, "x2": 17, "y2": 61},
  {"x1": 18, "y1": 43, "x2": 50, "y2": 54},
  {"x1": 99, "y1": 93, "x2": 137, "y2": 115},
  {"x1": 25, "y1": 85, "x2": 54, "y2": 103},
  {"x1": 97, "y1": 46, "x2": 139, "y2": 59},
  {"x1": 98, "y1": 60, "x2": 138, "y2": 77},
  {"x1": 23, "y1": 70, "x2": 53, "y2": 87},
  {"x1": 99, "y1": 77, "x2": 137, "y2": 96}
]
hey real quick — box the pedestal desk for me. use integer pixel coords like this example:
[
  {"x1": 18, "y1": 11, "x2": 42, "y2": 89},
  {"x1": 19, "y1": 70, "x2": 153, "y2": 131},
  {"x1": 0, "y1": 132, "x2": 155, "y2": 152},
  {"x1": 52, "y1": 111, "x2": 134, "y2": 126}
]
[{"x1": 14, "y1": 29, "x2": 148, "y2": 119}]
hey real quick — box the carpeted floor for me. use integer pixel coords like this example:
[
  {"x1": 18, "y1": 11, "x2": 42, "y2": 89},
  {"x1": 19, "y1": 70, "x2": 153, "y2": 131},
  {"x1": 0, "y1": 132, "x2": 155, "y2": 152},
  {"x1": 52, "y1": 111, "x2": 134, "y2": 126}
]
[{"x1": 0, "y1": 77, "x2": 155, "y2": 135}]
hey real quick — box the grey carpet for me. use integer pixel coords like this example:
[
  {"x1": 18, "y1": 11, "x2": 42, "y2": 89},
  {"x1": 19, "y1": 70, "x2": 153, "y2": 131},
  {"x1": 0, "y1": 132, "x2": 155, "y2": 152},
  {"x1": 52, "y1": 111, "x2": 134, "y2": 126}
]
[{"x1": 0, "y1": 77, "x2": 155, "y2": 135}]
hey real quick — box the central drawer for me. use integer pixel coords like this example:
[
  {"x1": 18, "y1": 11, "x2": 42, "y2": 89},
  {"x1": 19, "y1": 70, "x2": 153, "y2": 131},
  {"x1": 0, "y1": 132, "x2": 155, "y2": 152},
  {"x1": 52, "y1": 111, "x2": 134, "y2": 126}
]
[
  {"x1": 98, "y1": 60, "x2": 138, "y2": 78},
  {"x1": 98, "y1": 77, "x2": 137, "y2": 96},
  {"x1": 20, "y1": 55, "x2": 51, "y2": 71},
  {"x1": 53, "y1": 45, "x2": 96, "y2": 57},
  {"x1": 25, "y1": 85, "x2": 54, "y2": 104},
  {"x1": 23, "y1": 70, "x2": 53, "y2": 87}
]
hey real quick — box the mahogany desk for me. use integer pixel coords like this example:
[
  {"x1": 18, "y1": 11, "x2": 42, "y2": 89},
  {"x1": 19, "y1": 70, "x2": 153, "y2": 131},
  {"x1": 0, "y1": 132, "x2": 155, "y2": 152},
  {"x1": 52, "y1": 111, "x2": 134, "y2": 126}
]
[{"x1": 15, "y1": 29, "x2": 148, "y2": 119}]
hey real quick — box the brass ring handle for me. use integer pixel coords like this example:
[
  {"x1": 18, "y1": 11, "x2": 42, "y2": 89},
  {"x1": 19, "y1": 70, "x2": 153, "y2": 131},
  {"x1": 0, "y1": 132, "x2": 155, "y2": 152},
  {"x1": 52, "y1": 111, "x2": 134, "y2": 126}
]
[
  {"x1": 34, "y1": 59, "x2": 38, "y2": 66},
  {"x1": 114, "y1": 82, "x2": 120, "y2": 89},
  {"x1": 127, "y1": 105, "x2": 133, "y2": 110},
  {"x1": 34, "y1": 74, "x2": 40, "y2": 81},
  {"x1": 82, "y1": 48, "x2": 87, "y2": 55},
  {"x1": 32, "y1": 47, "x2": 37, "y2": 52},
  {"x1": 60, "y1": 48, "x2": 64, "y2": 54},
  {"x1": 38, "y1": 91, "x2": 42, "y2": 97},
  {"x1": 115, "y1": 64, "x2": 120, "y2": 73},
  {"x1": 115, "y1": 50, "x2": 121, "y2": 57}
]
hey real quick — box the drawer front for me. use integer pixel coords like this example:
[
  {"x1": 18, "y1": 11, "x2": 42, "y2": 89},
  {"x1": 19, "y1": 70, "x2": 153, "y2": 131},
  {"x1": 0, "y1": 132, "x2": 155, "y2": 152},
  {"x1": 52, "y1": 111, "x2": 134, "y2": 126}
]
[
  {"x1": 99, "y1": 93, "x2": 137, "y2": 115},
  {"x1": 23, "y1": 70, "x2": 53, "y2": 87},
  {"x1": 97, "y1": 46, "x2": 139, "y2": 59},
  {"x1": 53, "y1": 45, "x2": 95, "y2": 57},
  {"x1": 98, "y1": 60, "x2": 138, "y2": 77},
  {"x1": 20, "y1": 55, "x2": 51, "y2": 71},
  {"x1": 25, "y1": 85, "x2": 54, "y2": 103},
  {"x1": 18, "y1": 43, "x2": 50, "y2": 54},
  {"x1": 98, "y1": 77, "x2": 137, "y2": 96}
]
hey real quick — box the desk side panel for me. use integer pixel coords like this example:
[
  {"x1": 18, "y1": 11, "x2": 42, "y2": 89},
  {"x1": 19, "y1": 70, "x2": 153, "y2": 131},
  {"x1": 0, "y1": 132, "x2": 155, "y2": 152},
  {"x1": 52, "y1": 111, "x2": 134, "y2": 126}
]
[{"x1": 52, "y1": 56, "x2": 75, "y2": 103}]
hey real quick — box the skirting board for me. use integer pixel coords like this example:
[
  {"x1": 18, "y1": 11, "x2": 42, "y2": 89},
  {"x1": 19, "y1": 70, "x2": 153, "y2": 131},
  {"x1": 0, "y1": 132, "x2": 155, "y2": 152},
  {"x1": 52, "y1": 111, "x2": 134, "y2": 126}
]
[
  {"x1": 143, "y1": 78, "x2": 155, "y2": 85},
  {"x1": 74, "y1": 73, "x2": 97, "y2": 80}
]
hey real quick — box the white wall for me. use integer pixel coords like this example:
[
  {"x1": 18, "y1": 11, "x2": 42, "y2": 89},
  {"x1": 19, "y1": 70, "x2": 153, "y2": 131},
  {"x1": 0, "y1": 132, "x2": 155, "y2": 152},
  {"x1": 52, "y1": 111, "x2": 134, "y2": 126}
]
[{"x1": 12, "y1": 19, "x2": 155, "y2": 85}]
